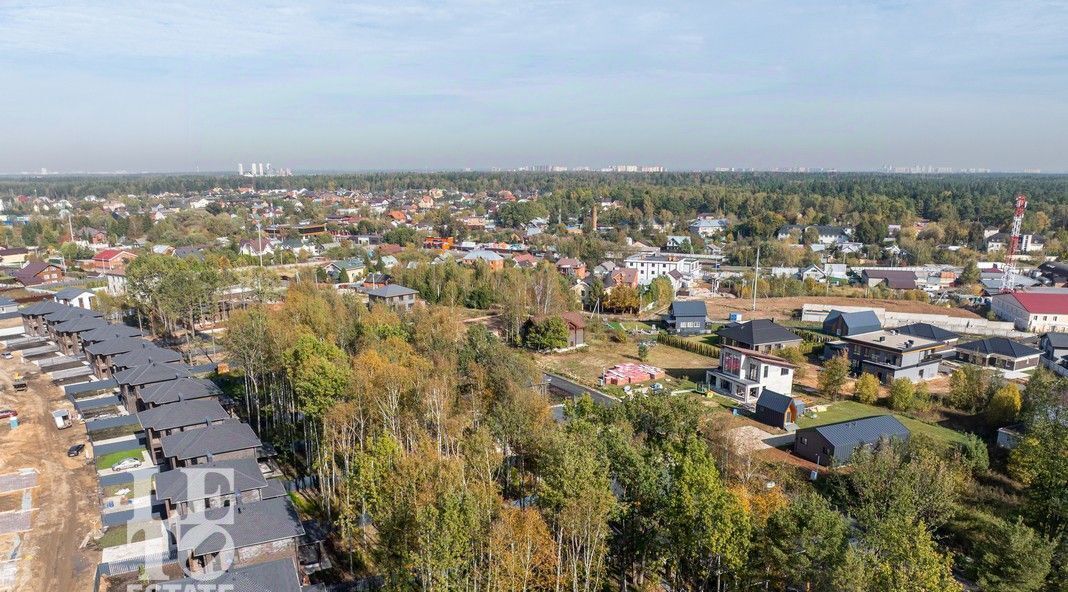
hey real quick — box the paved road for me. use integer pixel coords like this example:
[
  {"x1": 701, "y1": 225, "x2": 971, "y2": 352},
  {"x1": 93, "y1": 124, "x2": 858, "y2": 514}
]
[{"x1": 542, "y1": 372, "x2": 620, "y2": 408}]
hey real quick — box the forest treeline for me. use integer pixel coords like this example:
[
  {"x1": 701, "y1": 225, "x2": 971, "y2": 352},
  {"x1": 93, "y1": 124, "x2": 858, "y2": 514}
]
[{"x1": 214, "y1": 282, "x2": 1068, "y2": 592}]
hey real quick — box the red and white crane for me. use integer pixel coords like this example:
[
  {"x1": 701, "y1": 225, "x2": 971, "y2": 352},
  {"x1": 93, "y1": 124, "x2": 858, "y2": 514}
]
[{"x1": 1002, "y1": 193, "x2": 1028, "y2": 292}]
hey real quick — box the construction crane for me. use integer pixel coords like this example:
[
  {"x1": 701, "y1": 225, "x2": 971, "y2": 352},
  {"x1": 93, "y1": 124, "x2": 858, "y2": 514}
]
[{"x1": 1002, "y1": 193, "x2": 1028, "y2": 292}]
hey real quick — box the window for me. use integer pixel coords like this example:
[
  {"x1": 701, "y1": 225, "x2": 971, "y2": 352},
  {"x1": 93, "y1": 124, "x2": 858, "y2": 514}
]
[
  {"x1": 781, "y1": 367, "x2": 789, "y2": 376},
  {"x1": 763, "y1": 366, "x2": 769, "y2": 378}
]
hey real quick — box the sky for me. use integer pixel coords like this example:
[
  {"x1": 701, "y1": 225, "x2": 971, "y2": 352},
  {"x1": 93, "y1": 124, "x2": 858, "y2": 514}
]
[{"x1": 1, "y1": 1, "x2": 1066, "y2": 173}]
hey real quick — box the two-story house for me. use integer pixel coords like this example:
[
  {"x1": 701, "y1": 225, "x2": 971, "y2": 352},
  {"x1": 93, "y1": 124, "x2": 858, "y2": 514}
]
[
  {"x1": 706, "y1": 345, "x2": 795, "y2": 404},
  {"x1": 175, "y1": 496, "x2": 304, "y2": 574},
  {"x1": 154, "y1": 457, "x2": 278, "y2": 520},
  {"x1": 664, "y1": 300, "x2": 709, "y2": 336},
  {"x1": 159, "y1": 419, "x2": 262, "y2": 469},
  {"x1": 137, "y1": 399, "x2": 231, "y2": 464},
  {"x1": 113, "y1": 362, "x2": 193, "y2": 407},
  {"x1": 833, "y1": 330, "x2": 942, "y2": 384},
  {"x1": 716, "y1": 319, "x2": 801, "y2": 353},
  {"x1": 367, "y1": 284, "x2": 419, "y2": 311},
  {"x1": 623, "y1": 253, "x2": 698, "y2": 286},
  {"x1": 134, "y1": 377, "x2": 223, "y2": 411}
]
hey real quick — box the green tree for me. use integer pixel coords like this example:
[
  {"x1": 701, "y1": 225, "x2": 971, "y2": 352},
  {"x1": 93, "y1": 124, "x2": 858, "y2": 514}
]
[
  {"x1": 854, "y1": 372, "x2": 880, "y2": 405},
  {"x1": 860, "y1": 516, "x2": 961, "y2": 592},
  {"x1": 976, "y1": 518, "x2": 1054, "y2": 592},
  {"x1": 888, "y1": 378, "x2": 915, "y2": 411},
  {"x1": 949, "y1": 365, "x2": 993, "y2": 412},
  {"x1": 959, "y1": 260, "x2": 980, "y2": 285},
  {"x1": 603, "y1": 285, "x2": 640, "y2": 313},
  {"x1": 986, "y1": 382, "x2": 1022, "y2": 426},
  {"x1": 819, "y1": 352, "x2": 851, "y2": 401},
  {"x1": 524, "y1": 316, "x2": 570, "y2": 351},
  {"x1": 637, "y1": 342, "x2": 649, "y2": 362},
  {"x1": 756, "y1": 491, "x2": 849, "y2": 591}
]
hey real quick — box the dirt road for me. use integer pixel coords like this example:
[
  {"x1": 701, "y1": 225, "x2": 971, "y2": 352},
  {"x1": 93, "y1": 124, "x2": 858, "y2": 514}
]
[
  {"x1": 702, "y1": 295, "x2": 981, "y2": 321},
  {"x1": 0, "y1": 355, "x2": 99, "y2": 592}
]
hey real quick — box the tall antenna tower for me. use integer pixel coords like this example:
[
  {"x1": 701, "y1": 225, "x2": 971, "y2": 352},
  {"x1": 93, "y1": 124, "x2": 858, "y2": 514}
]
[{"x1": 1002, "y1": 193, "x2": 1028, "y2": 292}]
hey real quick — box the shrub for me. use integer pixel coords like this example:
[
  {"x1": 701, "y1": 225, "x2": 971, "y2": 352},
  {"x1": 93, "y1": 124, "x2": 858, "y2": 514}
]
[
  {"x1": 956, "y1": 433, "x2": 990, "y2": 474},
  {"x1": 888, "y1": 378, "x2": 915, "y2": 411},
  {"x1": 656, "y1": 333, "x2": 720, "y2": 358},
  {"x1": 854, "y1": 373, "x2": 880, "y2": 405}
]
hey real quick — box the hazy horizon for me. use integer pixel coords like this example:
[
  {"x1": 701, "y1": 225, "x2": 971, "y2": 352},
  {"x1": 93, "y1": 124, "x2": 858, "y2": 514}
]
[{"x1": 2, "y1": 1, "x2": 1066, "y2": 173}]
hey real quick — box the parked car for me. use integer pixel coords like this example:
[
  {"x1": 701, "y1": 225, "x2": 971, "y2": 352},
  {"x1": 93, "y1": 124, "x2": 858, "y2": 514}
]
[
  {"x1": 2, "y1": 352, "x2": 12, "y2": 359},
  {"x1": 111, "y1": 458, "x2": 142, "y2": 472},
  {"x1": 0, "y1": 409, "x2": 17, "y2": 419},
  {"x1": 67, "y1": 443, "x2": 85, "y2": 457}
]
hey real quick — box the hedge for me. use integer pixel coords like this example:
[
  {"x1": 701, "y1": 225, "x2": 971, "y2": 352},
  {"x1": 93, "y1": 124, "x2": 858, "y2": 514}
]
[{"x1": 656, "y1": 333, "x2": 720, "y2": 358}]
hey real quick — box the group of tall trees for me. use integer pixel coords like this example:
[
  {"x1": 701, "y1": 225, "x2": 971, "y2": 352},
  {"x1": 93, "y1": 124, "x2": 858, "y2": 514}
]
[{"x1": 216, "y1": 283, "x2": 1068, "y2": 591}]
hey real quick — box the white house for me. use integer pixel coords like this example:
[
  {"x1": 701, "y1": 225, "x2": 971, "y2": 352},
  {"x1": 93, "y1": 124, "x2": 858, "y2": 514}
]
[
  {"x1": 705, "y1": 345, "x2": 795, "y2": 405},
  {"x1": 990, "y1": 290, "x2": 1068, "y2": 333},
  {"x1": 53, "y1": 287, "x2": 96, "y2": 310},
  {"x1": 623, "y1": 253, "x2": 699, "y2": 286},
  {"x1": 688, "y1": 218, "x2": 729, "y2": 237}
]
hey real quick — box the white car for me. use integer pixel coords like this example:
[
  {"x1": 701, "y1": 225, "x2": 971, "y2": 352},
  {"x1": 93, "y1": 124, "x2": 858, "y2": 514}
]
[
  {"x1": 111, "y1": 458, "x2": 142, "y2": 472},
  {"x1": 2, "y1": 352, "x2": 12, "y2": 359}
]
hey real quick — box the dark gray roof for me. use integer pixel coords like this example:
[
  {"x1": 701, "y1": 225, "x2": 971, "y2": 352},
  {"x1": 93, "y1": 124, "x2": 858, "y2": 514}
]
[
  {"x1": 43, "y1": 306, "x2": 101, "y2": 324},
  {"x1": 156, "y1": 558, "x2": 301, "y2": 592},
  {"x1": 79, "y1": 324, "x2": 142, "y2": 343},
  {"x1": 894, "y1": 323, "x2": 959, "y2": 343},
  {"x1": 137, "y1": 399, "x2": 229, "y2": 432},
  {"x1": 113, "y1": 362, "x2": 191, "y2": 387},
  {"x1": 367, "y1": 284, "x2": 418, "y2": 298},
  {"x1": 111, "y1": 346, "x2": 183, "y2": 369},
  {"x1": 161, "y1": 419, "x2": 262, "y2": 461},
  {"x1": 957, "y1": 337, "x2": 1042, "y2": 359},
  {"x1": 137, "y1": 377, "x2": 221, "y2": 406},
  {"x1": 670, "y1": 300, "x2": 707, "y2": 318},
  {"x1": 19, "y1": 300, "x2": 66, "y2": 316},
  {"x1": 154, "y1": 457, "x2": 267, "y2": 505},
  {"x1": 176, "y1": 496, "x2": 304, "y2": 556},
  {"x1": 717, "y1": 319, "x2": 800, "y2": 347},
  {"x1": 52, "y1": 316, "x2": 107, "y2": 334},
  {"x1": 53, "y1": 287, "x2": 93, "y2": 301},
  {"x1": 823, "y1": 310, "x2": 882, "y2": 336},
  {"x1": 756, "y1": 389, "x2": 795, "y2": 414},
  {"x1": 807, "y1": 415, "x2": 910, "y2": 450},
  {"x1": 84, "y1": 336, "x2": 154, "y2": 357},
  {"x1": 1043, "y1": 333, "x2": 1068, "y2": 348}
]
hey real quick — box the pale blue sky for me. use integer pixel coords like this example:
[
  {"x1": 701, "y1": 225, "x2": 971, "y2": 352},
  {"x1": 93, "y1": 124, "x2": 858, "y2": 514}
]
[{"x1": 1, "y1": 1, "x2": 1066, "y2": 172}]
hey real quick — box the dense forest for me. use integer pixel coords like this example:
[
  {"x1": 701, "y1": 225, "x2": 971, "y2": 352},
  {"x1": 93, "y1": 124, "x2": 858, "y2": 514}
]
[{"x1": 206, "y1": 282, "x2": 1068, "y2": 592}]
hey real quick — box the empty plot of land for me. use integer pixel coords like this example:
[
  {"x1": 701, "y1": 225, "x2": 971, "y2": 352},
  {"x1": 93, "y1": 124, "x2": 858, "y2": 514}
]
[
  {"x1": 0, "y1": 471, "x2": 37, "y2": 495},
  {"x1": 702, "y1": 296, "x2": 980, "y2": 321}
]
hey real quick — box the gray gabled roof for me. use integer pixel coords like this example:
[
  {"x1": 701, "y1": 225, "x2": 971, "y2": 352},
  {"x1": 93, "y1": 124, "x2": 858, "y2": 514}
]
[
  {"x1": 893, "y1": 323, "x2": 959, "y2": 343},
  {"x1": 717, "y1": 319, "x2": 800, "y2": 346},
  {"x1": 52, "y1": 316, "x2": 107, "y2": 334},
  {"x1": 957, "y1": 337, "x2": 1042, "y2": 359},
  {"x1": 137, "y1": 399, "x2": 229, "y2": 432},
  {"x1": 807, "y1": 415, "x2": 910, "y2": 450},
  {"x1": 113, "y1": 362, "x2": 191, "y2": 387},
  {"x1": 137, "y1": 377, "x2": 222, "y2": 406},
  {"x1": 111, "y1": 346, "x2": 183, "y2": 369},
  {"x1": 155, "y1": 557, "x2": 301, "y2": 592},
  {"x1": 154, "y1": 457, "x2": 267, "y2": 505},
  {"x1": 1044, "y1": 332, "x2": 1068, "y2": 348},
  {"x1": 84, "y1": 337, "x2": 154, "y2": 357},
  {"x1": 367, "y1": 284, "x2": 418, "y2": 298},
  {"x1": 53, "y1": 287, "x2": 93, "y2": 301},
  {"x1": 176, "y1": 496, "x2": 304, "y2": 556},
  {"x1": 756, "y1": 389, "x2": 796, "y2": 414},
  {"x1": 823, "y1": 309, "x2": 882, "y2": 336},
  {"x1": 43, "y1": 306, "x2": 101, "y2": 324},
  {"x1": 160, "y1": 419, "x2": 262, "y2": 461},
  {"x1": 79, "y1": 324, "x2": 143, "y2": 344},
  {"x1": 670, "y1": 300, "x2": 707, "y2": 318},
  {"x1": 19, "y1": 300, "x2": 66, "y2": 316}
]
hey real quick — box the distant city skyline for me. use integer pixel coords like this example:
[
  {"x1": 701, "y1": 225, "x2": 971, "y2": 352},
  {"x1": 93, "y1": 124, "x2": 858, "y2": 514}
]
[{"x1": 1, "y1": 1, "x2": 1066, "y2": 173}]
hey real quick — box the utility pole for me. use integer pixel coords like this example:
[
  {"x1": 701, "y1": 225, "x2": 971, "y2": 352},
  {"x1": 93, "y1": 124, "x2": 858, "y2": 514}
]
[{"x1": 751, "y1": 245, "x2": 760, "y2": 312}]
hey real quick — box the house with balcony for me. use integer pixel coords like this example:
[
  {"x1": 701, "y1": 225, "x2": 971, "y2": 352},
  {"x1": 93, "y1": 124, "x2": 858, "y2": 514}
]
[
  {"x1": 716, "y1": 319, "x2": 801, "y2": 353},
  {"x1": 832, "y1": 330, "x2": 942, "y2": 384},
  {"x1": 706, "y1": 345, "x2": 795, "y2": 405}
]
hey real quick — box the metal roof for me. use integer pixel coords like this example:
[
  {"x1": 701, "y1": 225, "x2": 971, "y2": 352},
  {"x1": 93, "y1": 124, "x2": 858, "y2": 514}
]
[
  {"x1": 669, "y1": 300, "x2": 708, "y2": 318},
  {"x1": 805, "y1": 415, "x2": 910, "y2": 451},
  {"x1": 717, "y1": 319, "x2": 800, "y2": 346}
]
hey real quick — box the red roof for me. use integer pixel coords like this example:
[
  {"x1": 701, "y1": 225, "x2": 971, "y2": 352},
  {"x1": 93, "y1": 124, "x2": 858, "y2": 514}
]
[
  {"x1": 1010, "y1": 292, "x2": 1068, "y2": 315},
  {"x1": 93, "y1": 248, "x2": 132, "y2": 261}
]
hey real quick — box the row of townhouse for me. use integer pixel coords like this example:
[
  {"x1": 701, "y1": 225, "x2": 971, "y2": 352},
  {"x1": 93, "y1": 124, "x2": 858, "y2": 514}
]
[{"x1": 18, "y1": 297, "x2": 317, "y2": 591}]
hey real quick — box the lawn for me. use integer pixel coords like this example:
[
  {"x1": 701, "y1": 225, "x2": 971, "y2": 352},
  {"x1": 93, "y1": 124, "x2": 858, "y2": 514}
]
[
  {"x1": 97, "y1": 522, "x2": 163, "y2": 549},
  {"x1": 95, "y1": 448, "x2": 145, "y2": 471},
  {"x1": 797, "y1": 400, "x2": 969, "y2": 445}
]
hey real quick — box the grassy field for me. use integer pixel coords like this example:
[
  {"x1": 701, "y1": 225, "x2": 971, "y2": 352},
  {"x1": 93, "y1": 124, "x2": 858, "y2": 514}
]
[
  {"x1": 95, "y1": 448, "x2": 145, "y2": 470},
  {"x1": 798, "y1": 400, "x2": 969, "y2": 445},
  {"x1": 538, "y1": 337, "x2": 712, "y2": 389}
]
